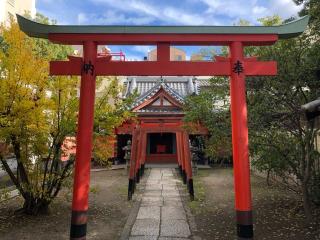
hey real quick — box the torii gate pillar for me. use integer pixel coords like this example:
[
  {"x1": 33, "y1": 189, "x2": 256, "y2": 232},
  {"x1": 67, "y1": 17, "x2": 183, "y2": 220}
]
[
  {"x1": 70, "y1": 41, "x2": 97, "y2": 240},
  {"x1": 230, "y1": 41, "x2": 253, "y2": 239}
]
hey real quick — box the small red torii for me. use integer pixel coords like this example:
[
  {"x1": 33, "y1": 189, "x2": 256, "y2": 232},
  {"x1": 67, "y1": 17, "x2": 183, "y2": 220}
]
[{"x1": 17, "y1": 15, "x2": 308, "y2": 240}]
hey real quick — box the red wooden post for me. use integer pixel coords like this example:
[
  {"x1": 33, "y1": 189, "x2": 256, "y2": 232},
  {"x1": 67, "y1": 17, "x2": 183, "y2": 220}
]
[
  {"x1": 135, "y1": 129, "x2": 141, "y2": 183},
  {"x1": 229, "y1": 41, "x2": 253, "y2": 239},
  {"x1": 177, "y1": 132, "x2": 186, "y2": 183},
  {"x1": 157, "y1": 43, "x2": 170, "y2": 62},
  {"x1": 128, "y1": 127, "x2": 138, "y2": 200},
  {"x1": 140, "y1": 131, "x2": 147, "y2": 176},
  {"x1": 183, "y1": 132, "x2": 194, "y2": 200},
  {"x1": 175, "y1": 132, "x2": 182, "y2": 175},
  {"x1": 70, "y1": 41, "x2": 97, "y2": 240}
]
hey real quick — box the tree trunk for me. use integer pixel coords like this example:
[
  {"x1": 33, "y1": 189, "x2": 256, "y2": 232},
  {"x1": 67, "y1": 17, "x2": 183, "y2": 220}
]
[
  {"x1": 267, "y1": 168, "x2": 271, "y2": 186},
  {"x1": 219, "y1": 157, "x2": 225, "y2": 167},
  {"x1": 301, "y1": 180, "x2": 312, "y2": 221},
  {"x1": 22, "y1": 194, "x2": 49, "y2": 215}
]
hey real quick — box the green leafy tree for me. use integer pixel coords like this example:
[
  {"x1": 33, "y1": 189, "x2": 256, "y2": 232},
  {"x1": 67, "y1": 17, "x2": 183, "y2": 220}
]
[
  {"x1": 184, "y1": 12, "x2": 320, "y2": 220},
  {"x1": 0, "y1": 15, "x2": 135, "y2": 214},
  {"x1": 184, "y1": 77, "x2": 232, "y2": 163},
  {"x1": 93, "y1": 76, "x2": 136, "y2": 166},
  {"x1": 247, "y1": 14, "x2": 320, "y2": 219},
  {"x1": 0, "y1": 17, "x2": 76, "y2": 214}
]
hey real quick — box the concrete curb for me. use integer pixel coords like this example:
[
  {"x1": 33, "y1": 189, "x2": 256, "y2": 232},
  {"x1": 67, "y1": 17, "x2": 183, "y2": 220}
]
[
  {"x1": 0, "y1": 186, "x2": 19, "y2": 203},
  {"x1": 91, "y1": 164, "x2": 126, "y2": 172}
]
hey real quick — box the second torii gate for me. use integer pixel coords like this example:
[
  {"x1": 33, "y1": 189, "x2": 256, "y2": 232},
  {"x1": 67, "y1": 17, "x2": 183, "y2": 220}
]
[{"x1": 17, "y1": 15, "x2": 308, "y2": 240}]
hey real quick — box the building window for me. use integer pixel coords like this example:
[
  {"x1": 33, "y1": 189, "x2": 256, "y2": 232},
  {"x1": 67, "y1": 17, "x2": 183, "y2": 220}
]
[{"x1": 7, "y1": 0, "x2": 15, "y2": 7}]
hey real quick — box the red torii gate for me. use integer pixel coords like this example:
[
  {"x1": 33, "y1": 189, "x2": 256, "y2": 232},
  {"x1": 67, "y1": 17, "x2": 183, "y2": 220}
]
[{"x1": 17, "y1": 15, "x2": 308, "y2": 240}]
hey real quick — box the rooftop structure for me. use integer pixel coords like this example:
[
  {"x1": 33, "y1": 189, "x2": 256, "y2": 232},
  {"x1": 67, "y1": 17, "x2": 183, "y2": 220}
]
[{"x1": 17, "y1": 14, "x2": 309, "y2": 41}]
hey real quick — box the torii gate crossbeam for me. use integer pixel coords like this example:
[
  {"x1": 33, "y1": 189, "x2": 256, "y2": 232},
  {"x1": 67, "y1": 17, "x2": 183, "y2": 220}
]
[{"x1": 17, "y1": 14, "x2": 309, "y2": 240}]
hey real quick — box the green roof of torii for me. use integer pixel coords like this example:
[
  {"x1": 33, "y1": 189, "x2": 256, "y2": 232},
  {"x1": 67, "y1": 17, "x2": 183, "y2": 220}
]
[{"x1": 17, "y1": 14, "x2": 309, "y2": 40}]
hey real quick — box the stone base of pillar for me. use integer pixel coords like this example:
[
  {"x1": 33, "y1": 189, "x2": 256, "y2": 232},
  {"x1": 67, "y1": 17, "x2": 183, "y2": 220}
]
[
  {"x1": 182, "y1": 170, "x2": 187, "y2": 184},
  {"x1": 70, "y1": 210, "x2": 87, "y2": 239},
  {"x1": 136, "y1": 169, "x2": 140, "y2": 183},
  {"x1": 237, "y1": 224, "x2": 253, "y2": 239},
  {"x1": 188, "y1": 178, "x2": 194, "y2": 201},
  {"x1": 236, "y1": 210, "x2": 253, "y2": 239},
  {"x1": 128, "y1": 178, "x2": 134, "y2": 200}
]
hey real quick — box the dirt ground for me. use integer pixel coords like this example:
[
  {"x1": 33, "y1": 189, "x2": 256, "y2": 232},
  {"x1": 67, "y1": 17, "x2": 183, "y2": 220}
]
[
  {"x1": 0, "y1": 169, "x2": 132, "y2": 240},
  {"x1": 184, "y1": 168, "x2": 320, "y2": 240}
]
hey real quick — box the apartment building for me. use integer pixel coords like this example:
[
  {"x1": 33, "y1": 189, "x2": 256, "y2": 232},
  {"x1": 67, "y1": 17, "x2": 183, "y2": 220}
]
[{"x1": 0, "y1": 0, "x2": 36, "y2": 26}]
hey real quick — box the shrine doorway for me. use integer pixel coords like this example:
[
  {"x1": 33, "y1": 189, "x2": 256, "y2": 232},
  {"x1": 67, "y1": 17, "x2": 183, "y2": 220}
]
[{"x1": 146, "y1": 132, "x2": 177, "y2": 163}]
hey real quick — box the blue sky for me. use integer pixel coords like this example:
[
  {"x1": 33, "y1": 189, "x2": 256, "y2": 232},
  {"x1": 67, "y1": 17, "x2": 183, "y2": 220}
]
[{"x1": 36, "y1": 0, "x2": 303, "y2": 60}]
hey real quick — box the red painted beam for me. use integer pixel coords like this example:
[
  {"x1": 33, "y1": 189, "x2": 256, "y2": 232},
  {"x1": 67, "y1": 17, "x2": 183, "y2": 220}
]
[
  {"x1": 50, "y1": 59, "x2": 82, "y2": 75},
  {"x1": 48, "y1": 33, "x2": 278, "y2": 46},
  {"x1": 245, "y1": 61, "x2": 277, "y2": 75},
  {"x1": 95, "y1": 61, "x2": 231, "y2": 76},
  {"x1": 50, "y1": 60, "x2": 276, "y2": 76}
]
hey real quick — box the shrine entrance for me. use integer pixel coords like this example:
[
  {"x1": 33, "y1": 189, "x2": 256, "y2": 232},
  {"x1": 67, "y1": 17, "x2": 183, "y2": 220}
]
[
  {"x1": 146, "y1": 133, "x2": 177, "y2": 163},
  {"x1": 17, "y1": 14, "x2": 308, "y2": 240}
]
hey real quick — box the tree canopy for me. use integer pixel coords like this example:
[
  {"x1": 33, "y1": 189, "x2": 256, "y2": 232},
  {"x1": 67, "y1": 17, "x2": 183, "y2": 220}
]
[
  {"x1": 184, "y1": 5, "x2": 320, "y2": 220},
  {"x1": 0, "y1": 14, "x2": 133, "y2": 214}
]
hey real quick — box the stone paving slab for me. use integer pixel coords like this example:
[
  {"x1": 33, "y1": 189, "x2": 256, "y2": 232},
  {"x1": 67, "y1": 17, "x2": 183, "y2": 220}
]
[
  {"x1": 162, "y1": 185, "x2": 177, "y2": 190},
  {"x1": 129, "y1": 237, "x2": 158, "y2": 240},
  {"x1": 158, "y1": 238, "x2": 190, "y2": 240},
  {"x1": 162, "y1": 190, "x2": 180, "y2": 197},
  {"x1": 131, "y1": 219, "x2": 160, "y2": 236},
  {"x1": 160, "y1": 219, "x2": 191, "y2": 238},
  {"x1": 144, "y1": 190, "x2": 162, "y2": 197},
  {"x1": 163, "y1": 199, "x2": 183, "y2": 207},
  {"x1": 145, "y1": 185, "x2": 162, "y2": 191},
  {"x1": 163, "y1": 196, "x2": 181, "y2": 202},
  {"x1": 137, "y1": 206, "x2": 161, "y2": 220},
  {"x1": 162, "y1": 206, "x2": 187, "y2": 220},
  {"x1": 128, "y1": 168, "x2": 191, "y2": 239}
]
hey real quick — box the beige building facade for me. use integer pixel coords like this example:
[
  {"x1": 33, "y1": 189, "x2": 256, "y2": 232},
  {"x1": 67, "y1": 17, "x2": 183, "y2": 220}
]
[
  {"x1": 0, "y1": 0, "x2": 36, "y2": 26},
  {"x1": 148, "y1": 47, "x2": 186, "y2": 61}
]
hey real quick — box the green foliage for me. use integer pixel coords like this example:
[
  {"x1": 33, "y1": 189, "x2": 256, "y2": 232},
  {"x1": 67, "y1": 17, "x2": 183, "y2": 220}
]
[
  {"x1": 184, "y1": 11, "x2": 320, "y2": 218},
  {"x1": 93, "y1": 77, "x2": 136, "y2": 166},
  {"x1": 248, "y1": 13, "x2": 320, "y2": 217},
  {"x1": 0, "y1": 18, "x2": 76, "y2": 215},
  {"x1": 184, "y1": 77, "x2": 232, "y2": 160}
]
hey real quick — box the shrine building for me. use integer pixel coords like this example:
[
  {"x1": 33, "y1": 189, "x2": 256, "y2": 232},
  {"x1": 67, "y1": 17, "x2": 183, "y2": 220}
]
[{"x1": 115, "y1": 75, "x2": 209, "y2": 165}]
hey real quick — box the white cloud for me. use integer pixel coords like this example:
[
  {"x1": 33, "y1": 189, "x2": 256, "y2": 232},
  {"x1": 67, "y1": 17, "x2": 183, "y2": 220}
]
[
  {"x1": 75, "y1": 10, "x2": 154, "y2": 25},
  {"x1": 125, "y1": 54, "x2": 145, "y2": 61},
  {"x1": 162, "y1": 7, "x2": 208, "y2": 25},
  {"x1": 89, "y1": 0, "x2": 221, "y2": 25},
  {"x1": 200, "y1": 0, "x2": 302, "y2": 24},
  {"x1": 38, "y1": 0, "x2": 303, "y2": 26},
  {"x1": 77, "y1": 13, "x2": 88, "y2": 24},
  {"x1": 267, "y1": 0, "x2": 303, "y2": 18},
  {"x1": 253, "y1": 6, "x2": 267, "y2": 15},
  {"x1": 132, "y1": 46, "x2": 153, "y2": 54}
]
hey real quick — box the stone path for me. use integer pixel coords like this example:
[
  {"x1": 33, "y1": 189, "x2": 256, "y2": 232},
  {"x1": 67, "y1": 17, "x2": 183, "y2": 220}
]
[{"x1": 129, "y1": 168, "x2": 191, "y2": 240}]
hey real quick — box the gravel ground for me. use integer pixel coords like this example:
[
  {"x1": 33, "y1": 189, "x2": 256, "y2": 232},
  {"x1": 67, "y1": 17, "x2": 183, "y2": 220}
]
[
  {"x1": 183, "y1": 167, "x2": 320, "y2": 240},
  {"x1": 0, "y1": 169, "x2": 133, "y2": 240}
]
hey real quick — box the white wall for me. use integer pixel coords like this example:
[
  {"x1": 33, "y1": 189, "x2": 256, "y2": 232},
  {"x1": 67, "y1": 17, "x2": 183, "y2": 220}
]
[{"x1": 0, "y1": 0, "x2": 36, "y2": 26}]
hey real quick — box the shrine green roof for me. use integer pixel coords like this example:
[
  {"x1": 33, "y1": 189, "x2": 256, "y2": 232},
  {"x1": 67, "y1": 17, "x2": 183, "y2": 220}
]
[{"x1": 17, "y1": 14, "x2": 309, "y2": 40}]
